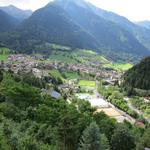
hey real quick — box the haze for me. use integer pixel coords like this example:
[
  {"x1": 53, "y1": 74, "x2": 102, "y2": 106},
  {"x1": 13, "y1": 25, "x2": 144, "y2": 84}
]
[{"x1": 0, "y1": 0, "x2": 150, "y2": 21}]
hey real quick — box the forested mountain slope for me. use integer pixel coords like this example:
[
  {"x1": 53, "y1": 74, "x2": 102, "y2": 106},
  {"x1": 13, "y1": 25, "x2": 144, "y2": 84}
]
[
  {"x1": 122, "y1": 56, "x2": 150, "y2": 90},
  {"x1": 0, "y1": 10, "x2": 18, "y2": 32},
  {"x1": 0, "y1": 0, "x2": 149, "y2": 59}
]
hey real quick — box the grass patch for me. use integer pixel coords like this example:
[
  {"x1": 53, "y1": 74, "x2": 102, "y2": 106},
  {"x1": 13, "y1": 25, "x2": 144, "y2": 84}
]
[
  {"x1": 79, "y1": 80, "x2": 96, "y2": 87},
  {"x1": 49, "y1": 69, "x2": 64, "y2": 80},
  {"x1": 50, "y1": 44, "x2": 71, "y2": 51},
  {"x1": 0, "y1": 47, "x2": 9, "y2": 55},
  {"x1": 105, "y1": 63, "x2": 133, "y2": 71},
  {"x1": 62, "y1": 71, "x2": 81, "y2": 79},
  {"x1": 0, "y1": 47, "x2": 10, "y2": 61},
  {"x1": 48, "y1": 53, "x2": 77, "y2": 64},
  {"x1": 112, "y1": 63, "x2": 133, "y2": 71},
  {"x1": 0, "y1": 55, "x2": 8, "y2": 61}
]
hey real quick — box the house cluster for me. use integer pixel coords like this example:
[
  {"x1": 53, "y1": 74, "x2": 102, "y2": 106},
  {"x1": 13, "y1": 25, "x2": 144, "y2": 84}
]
[
  {"x1": 66, "y1": 63, "x2": 120, "y2": 80},
  {"x1": 1, "y1": 55, "x2": 38, "y2": 74},
  {"x1": 0, "y1": 54, "x2": 121, "y2": 84},
  {"x1": 58, "y1": 82, "x2": 79, "y2": 96}
]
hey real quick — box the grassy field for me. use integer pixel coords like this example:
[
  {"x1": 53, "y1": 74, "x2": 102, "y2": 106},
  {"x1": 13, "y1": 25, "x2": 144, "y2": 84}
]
[
  {"x1": 49, "y1": 69, "x2": 64, "y2": 82},
  {"x1": 0, "y1": 55, "x2": 9, "y2": 61},
  {"x1": 79, "y1": 80, "x2": 96, "y2": 87},
  {"x1": 112, "y1": 63, "x2": 133, "y2": 71},
  {"x1": 48, "y1": 53, "x2": 78, "y2": 64},
  {"x1": 0, "y1": 47, "x2": 10, "y2": 61},
  {"x1": 63, "y1": 71, "x2": 81, "y2": 79},
  {"x1": 50, "y1": 44, "x2": 71, "y2": 51},
  {"x1": 105, "y1": 63, "x2": 133, "y2": 71}
]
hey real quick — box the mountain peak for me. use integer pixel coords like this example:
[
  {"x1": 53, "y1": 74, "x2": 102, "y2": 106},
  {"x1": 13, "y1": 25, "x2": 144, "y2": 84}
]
[
  {"x1": 0, "y1": 5, "x2": 32, "y2": 20},
  {"x1": 54, "y1": 0, "x2": 88, "y2": 8}
]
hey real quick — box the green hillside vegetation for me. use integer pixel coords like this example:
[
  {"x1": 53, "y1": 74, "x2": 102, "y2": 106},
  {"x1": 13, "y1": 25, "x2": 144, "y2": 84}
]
[
  {"x1": 106, "y1": 63, "x2": 133, "y2": 71},
  {"x1": 49, "y1": 69, "x2": 64, "y2": 84},
  {"x1": 48, "y1": 52, "x2": 78, "y2": 64},
  {"x1": 73, "y1": 49, "x2": 110, "y2": 64},
  {"x1": 62, "y1": 71, "x2": 81, "y2": 79},
  {"x1": 45, "y1": 49, "x2": 110, "y2": 65},
  {"x1": 130, "y1": 97, "x2": 150, "y2": 118},
  {"x1": 98, "y1": 82, "x2": 139, "y2": 119},
  {"x1": 46, "y1": 49, "x2": 133, "y2": 72},
  {"x1": 0, "y1": 70, "x2": 149, "y2": 149},
  {"x1": 79, "y1": 80, "x2": 96, "y2": 91},
  {"x1": 122, "y1": 57, "x2": 150, "y2": 95},
  {"x1": 1, "y1": 0, "x2": 150, "y2": 63},
  {"x1": 50, "y1": 44, "x2": 72, "y2": 51},
  {"x1": 0, "y1": 47, "x2": 10, "y2": 61},
  {"x1": 0, "y1": 10, "x2": 17, "y2": 33}
]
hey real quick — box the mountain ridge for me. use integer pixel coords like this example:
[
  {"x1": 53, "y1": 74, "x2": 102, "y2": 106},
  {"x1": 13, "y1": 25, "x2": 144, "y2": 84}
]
[
  {"x1": 0, "y1": 0, "x2": 150, "y2": 62},
  {"x1": 0, "y1": 9, "x2": 18, "y2": 32},
  {"x1": 0, "y1": 5, "x2": 32, "y2": 21},
  {"x1": 136, "y1": 21, "x2": 150, "y2": 30}
]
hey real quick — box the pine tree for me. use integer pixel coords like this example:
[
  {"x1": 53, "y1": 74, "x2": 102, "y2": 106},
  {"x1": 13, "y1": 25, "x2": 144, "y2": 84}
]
[
  {"x1": 78, "y1": 122, "x2": 101, "y2": 150},
  {"x1": 110, "y1": 126, "x2": 135, "y2": 150}
]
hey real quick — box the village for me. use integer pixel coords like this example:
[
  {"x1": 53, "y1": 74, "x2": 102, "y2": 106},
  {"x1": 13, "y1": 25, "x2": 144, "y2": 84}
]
[
  {"x1": 0, "y1": 54, "x2": 121, "y2": 80},
  {"x1": 0, "y1": 53, "x2": 149, "y2": 125}
]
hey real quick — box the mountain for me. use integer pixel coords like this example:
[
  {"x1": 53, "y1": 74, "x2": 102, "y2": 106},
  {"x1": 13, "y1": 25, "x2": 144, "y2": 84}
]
[
  {"x1": 55, "y1": 0, "x2": 150, "y2": 56},
  {"x1": 0, "y1": 9, "x2": 17, "y2": 32},
  {"x1": 0, "y1": 5, "x2": 32, "y2": 21},
  {"x1": 0, "y1": 0, "x2": 150, "y2": 61},
  {"x1": 86, "y1": 2, "x2": 150, "y2": 51},
  {"x1": 1, "y1": 3, "x2": 99, "y2": 53},
  {"x1": 122, "y1": 56, "x2": 150, "y2": 91},
  {"x1": 136, "y1": 21, "x2": 150, "y2": 30}
]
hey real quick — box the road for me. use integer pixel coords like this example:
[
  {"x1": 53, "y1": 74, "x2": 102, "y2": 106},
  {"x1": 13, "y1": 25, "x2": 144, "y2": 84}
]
[
  {"x1": 94, "y1": 81, "x2": 136, "y2": 124},
  {"x1": 124, "y1": 97, "x2": 150, "y2": 123}
]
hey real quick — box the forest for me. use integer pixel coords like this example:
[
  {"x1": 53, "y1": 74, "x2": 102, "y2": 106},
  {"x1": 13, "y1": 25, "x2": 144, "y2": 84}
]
[{"x1": 0, "y1": 69, "x2": 149, "y2": 150}]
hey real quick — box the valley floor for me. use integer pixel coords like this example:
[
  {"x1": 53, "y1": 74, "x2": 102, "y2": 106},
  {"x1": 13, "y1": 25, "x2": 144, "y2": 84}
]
[{"x1": 0, "y1": 50, "x2": 149, "y2": 126}]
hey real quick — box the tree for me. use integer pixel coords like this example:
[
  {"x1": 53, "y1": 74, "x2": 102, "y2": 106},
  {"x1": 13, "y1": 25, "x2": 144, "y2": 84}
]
[
  {"x1": 78, "y1": 122, "x2": 101, "y2": 150},
  {"x1": 141, "y1": 128, "x2": 150, "y2": 148},
  {"x1": 110, "y1": 126, "x2": 135, "y2": 150},
  {"x1": 94, "y1": 112, "x2": 117, "y2": 141},
  {"x1": 100, "y1": 134, "x2": 110, "y2": 150}
]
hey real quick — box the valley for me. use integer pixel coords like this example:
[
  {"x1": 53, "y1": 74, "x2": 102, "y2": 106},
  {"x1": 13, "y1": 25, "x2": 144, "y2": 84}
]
[
  {"x1": 0, "y1": 0, "x2": 150, "y2": 149},
  {"x1": 0, "y1": 46, "x2": 149, "y2": 124}
]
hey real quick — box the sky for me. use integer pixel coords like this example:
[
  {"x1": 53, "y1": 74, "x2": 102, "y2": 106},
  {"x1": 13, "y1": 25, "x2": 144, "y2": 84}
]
[{"x1": 0, "y1": 0, "x2": 150, "y2": 21}]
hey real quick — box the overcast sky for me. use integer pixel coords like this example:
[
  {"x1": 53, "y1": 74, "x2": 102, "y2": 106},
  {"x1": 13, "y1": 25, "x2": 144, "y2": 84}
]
[{"x1": 0, "y1": 0, "x2": 150, "y2": 21}]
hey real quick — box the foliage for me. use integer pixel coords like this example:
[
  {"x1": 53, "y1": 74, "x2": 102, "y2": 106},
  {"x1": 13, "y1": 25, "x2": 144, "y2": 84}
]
[
  {"x1": 62, "y1": 71, "x2": 81, "y2": 79},
  {"x1": 0, "y1": 47, "x2": 9, "y2": 61},
  {"x1": 0, "y1": 70, "x2": 149, "y2": 149},
  {"x1": 107, "y1": 63, "x2": 133, "y2": 71},
  {"x1": 141, "y1": 128, "x2": 150, "y2": 148},
  {"x1": 98, "y1": 83, "x2": 138, "y2": 118},
  {"x1": 49, "y1": 69, "x2": 64, "y2": 84},
  {"x1": 78, "y1": 122, "x2": 102, "y2": 150},
  {"x1": 79, "y1": 80, "x2": 96, "y2": 88},
  {"x1": 122, "y1": 57, "x2": 150, "y2": 91},
  {"x1": 130, "y1": 97, "x2": 150, "y2": 117},
  {"x1": 110, "y1": 125, "x2": 136, "y2": 150}
]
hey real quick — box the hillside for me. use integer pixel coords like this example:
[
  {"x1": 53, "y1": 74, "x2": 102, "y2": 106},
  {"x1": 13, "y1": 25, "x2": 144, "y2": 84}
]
[
  {"x1": 0, "y1": 59, "x2": 149, "y2": 149},
  {"x1": 56, "y1": 0, "x2": 149, "y2": 56},
  {"x1": 86, "y1": 2, "x2": 150, "y2": 51},
  {"x1": 122, "y1": 57, "x2": 150, "y2": 91},
  {"x1": 0, "y1": 10, "x2": 17, "y2": 32},
  {"x1": 0, "y1": 5, "x2": 32, "y2": 21},
  {"x1": 0, "y1": 3, "x2": 100, "y2": 53}
]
